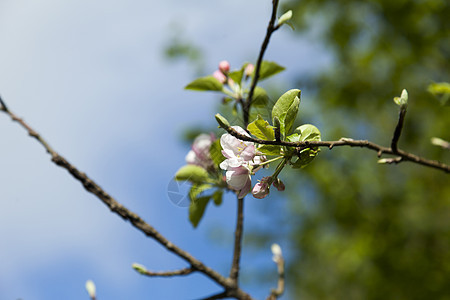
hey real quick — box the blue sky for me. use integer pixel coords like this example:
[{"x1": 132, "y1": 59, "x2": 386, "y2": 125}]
[{"x1": 0, "y1": 1, "x2": 329, "y2": 299}]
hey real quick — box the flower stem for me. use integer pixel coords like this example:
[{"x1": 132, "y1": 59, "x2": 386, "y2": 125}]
[{"x1": 257, "y1": 156, "x2": 284, "y2": 167}]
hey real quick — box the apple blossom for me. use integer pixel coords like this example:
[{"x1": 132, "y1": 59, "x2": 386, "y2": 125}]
[
  {"x1": 252, "y1": 177, "x2": 271, "y2": 199},
  {"x1": 219, "y1": 126, "x2": 265, "y2": 198},
  {"x1": 186, "y1": 133, "x2": 215, "y2": 171}
]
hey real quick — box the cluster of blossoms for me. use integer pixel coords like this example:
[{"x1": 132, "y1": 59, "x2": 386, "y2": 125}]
[
  {"x1": 185, "y1": 127, "x2": 286, "y2": 199},
  {"x1": 219, "y1": 126, "x2": 266, "y2": 198}
]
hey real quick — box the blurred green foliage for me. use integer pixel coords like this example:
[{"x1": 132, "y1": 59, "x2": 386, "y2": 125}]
[{"x1": 277, "y1": 0, "x2": 450, "y2": 299}]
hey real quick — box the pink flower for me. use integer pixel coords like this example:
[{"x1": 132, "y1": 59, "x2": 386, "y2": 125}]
[
  {"x1": 218, "y1": 60, "x2": 230, "y2": 73},
  {"x1": 213, "y1": 70, "x2": 227, "y2": 83},
  {"x1": 252, "y1": 177, "x2": 271, "y2": 199},
  {"x1": 186, "y1": 133, "x2": 215, "y2": 170},
  {"x1": 219, "y1": 126, "x2": 265, "y2": 198},
  {"x1": 244, "y1": 64, "x2": 254, "y2": 77},
  {"x1": 225, "y1": 166, "x2": 252, "y2": 199}
]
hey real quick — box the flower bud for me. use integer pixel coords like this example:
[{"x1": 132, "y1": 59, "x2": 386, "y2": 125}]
[
  {"x1": 245, "y1": 63, "x2": 254, "y2": 77},
  {"x1": 213, "y1": 70, "x2": 227, "y2": 83},
  {"x1": 218, "y1": 60, "x2": 230, "y2": 73},
  {"x1": 272, "y1": 178, "x2": 285, "y2": 191},
  {"x1": 252, "y1": 177, "x2": 271, "y2": 199},
  {"x1": 271, "y1": 243, "x2": 283, "y2": 264},
  {"x1": 85, "y1": 280, "x2": 96, "y2": 299}
]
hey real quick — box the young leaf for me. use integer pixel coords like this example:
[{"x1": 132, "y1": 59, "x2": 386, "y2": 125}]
[
  {"x1": 189, "y1": 183, "x2": 213, "y2": 201},
  {"x1": 278, "y1": 10, "x2": 293, "y2": 25},
  {"x1": 215, "y1": 113, "x2": 230, "y2": 128},
  {"x1": 175, "y1": 165, "x2": 210, "y2": 183},
  {"x1": 212, "y1": 189, "x2": 223, "y2": 206},
  {"x1": 257, "y1": 61, "x2": 285, "y2": 81},
  {"x1": 291, "y1": 147, "x2": 319, "y2": 169},
  {"x1": 252, "y1": 86, "x2": 269, "y2": 107},
  {"x1": 393, "y1": 89, "x2": 408, "y2": 108},
  {"x1": 294, "y1": 124, "x2": 321, "y2": 141},
  {"x1": 247, "y1": 114, "x2": 275, "y2": 140},
  {"x1": 258, "y1": 144, "x2": 282, "y2": 156},
  {"x1": 189, "y1": 196, "x2": 211, "y2": 228},
  {"x1": 285, "y1": 96, "x2": 300, "y2": 135},
  {"x1": 286, "y1": 133, "x2": 300, "y2": 143},
  {"x1": 228, "y1": 63, "x2": 249, "y2": 85},
  {"x1": 185, "y1": 76, "x2": 223, "y2": 91},
  {"x1": 209, "y1": 139, "x2": 225, "y2": 166},
  {"x1": 272, "y1": 89, "x2": 301, "y2": 137}
]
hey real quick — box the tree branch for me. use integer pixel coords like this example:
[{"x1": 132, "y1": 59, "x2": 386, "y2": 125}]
[
  {"x1": 0, "y1": 99, "x2": 254, "y2": 300},
  {"x1": 229, "y1": 197, "x2": 245, "y2": 284},
  {"x1": 134, "y1": 266, "x2": 195, "y2": 277},
  {"x1": 0, "y1": 94, "x2": 9, "y2": 112},
  {"x1": 244, "y1": 0, "x2": 280, "y2": 127},
  {"x1": 217, "y1": 123, "x2": 450, "y2": 173},
  {"x1": 391, "y1": 105, "x2": 407, "y2": 153}
]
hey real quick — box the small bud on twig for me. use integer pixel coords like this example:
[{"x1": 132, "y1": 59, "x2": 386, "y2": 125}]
[{"x1": 85, "y1": 280, "x2": 96, "y2": 300}]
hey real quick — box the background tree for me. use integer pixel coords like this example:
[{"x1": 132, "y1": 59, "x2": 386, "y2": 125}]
[{"x1": 267, "y1": 0, "x2": 450, "y2": 299}]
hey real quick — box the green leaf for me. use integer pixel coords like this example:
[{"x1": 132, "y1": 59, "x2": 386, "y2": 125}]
[
  {"x1": 258, "y1": 144, "x2": 282, "y2": 156},
  {"x1": 272, "y1": 89, "x2": 301, "y2": 137},
  {"x1": 252, "y1": 86, "x2": 269, "y2": 107},
  {"x1": 286, "y1": 133, "x2": 300, "y2": 143},
  {"x1": 278, "y1": 10, "x2": 293, "y2": 25},
  {"x1": 393, "y1": 89, "x2": 408, "y2": 108},
  {"x1": 215, "y1": 113, "x2": 230, "y2": 128},
  {"x1": 189, "y1": 196, "x2": 211, "y2": 228},
  {"x1": 209, "y1": 139, "x2": 225, "y2": 166},
  {"x1": 285, "y1": 96, "x2": 300, "y2": 135},
  {"x1": 257, "y1": 61, "x2": 285, "y2": 81},
  {"x1": 175, "y1": 165, "x2": 210, "y2": 183},
  {"x1": 212, "y1": 189, "x2": 223, "y2": 206},
  {"x1": 294, "y1": 124, "x2": 321, "y2": 141},
  {"x1": 228, "y1": 63, "x2": 248, "y2": 85},
  {"x1": 292, "y1": 147, "x2": 320, "y2": 169},
  {"x1": 189, "y1": 183, "x2": 213, "y2": 201},
  {"x1": 185, "y1": 76, "x2": 223, "y2": 91},
  {"x1": 427, "y1": 82, "x2": 450, "y2": 96},
  {"x1": 247, "y1": 115, "x2": 275, "y2": 140}
]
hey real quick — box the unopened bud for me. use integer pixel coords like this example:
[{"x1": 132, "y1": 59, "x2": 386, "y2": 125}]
[
  {"x1": 272, "y1": 178, "x2": 285, "y2": 191},
  {"x1": 218, "y1": 60, "x2": 230, "y2": 73},
  {"x1": 252, "y1": 177, "x2": 271, "y2": 199},
  {"x1": 271, "y1": 243, "x2": 283, "y2": 263},
  {"x1": 132, "y1": 263, "x2": 148, "y2": 275},
  {"x1": 85, "y1": 280, "x2": 96, "y2": 299},
  {"x1": 213, "y1": 70, "x2": 226, "y2": 83},
  {"x1": 244, "y1": 64, "x2": 254, "y2": 77}
]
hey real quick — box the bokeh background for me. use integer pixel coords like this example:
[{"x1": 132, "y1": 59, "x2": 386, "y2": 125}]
[{"x1": 1, "y1": 0, "x2": 449, "y2": 299}]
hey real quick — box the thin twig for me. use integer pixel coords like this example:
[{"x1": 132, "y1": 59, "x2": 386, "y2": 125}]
[
  {"x1": 244, "y1": 0, "x2": 280, "y2": 127},
  {"x1": 196, "y1": 291, "x2": 229, "y2": 300},
  {"x1": 218, "y1": 123, "x2": 450, "y2": 173},
  {"x1": 391, "y1": 105, "x2": 407, "y2": 153},
  {"x1": 267, "y1": 259, "x2": 285, "y2": 300},
  {"x1": 0, "y1": 94, "x2": 9, "y2": 112},
  {"x1": 0, "y1": 100, "x2": 254, "y2": 300},
  {"x1": 229, "y1": 197, "x2": 245, "y2": 284},
  {"x1": 139, "y1": 267, "x2": 195, "y2": 277}
]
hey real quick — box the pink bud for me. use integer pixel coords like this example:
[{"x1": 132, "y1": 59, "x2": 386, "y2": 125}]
[
  {"x1": 218, "y1": 60, "x2": 230, "y2": 73},
  {"x1": 244, "y1": 64, "x2": 254, "y2": 77},
  {"x1": 272, "y1": 178, "x2": 285, "y2": 191},
  {"x1": 213, "y1": 70, "x2": 227, "y2": 83},
  {"x1": 252, "y1": 177, "x2": 271, "y2": 199}
]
